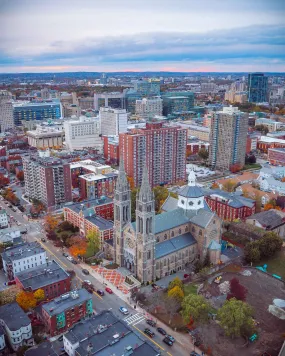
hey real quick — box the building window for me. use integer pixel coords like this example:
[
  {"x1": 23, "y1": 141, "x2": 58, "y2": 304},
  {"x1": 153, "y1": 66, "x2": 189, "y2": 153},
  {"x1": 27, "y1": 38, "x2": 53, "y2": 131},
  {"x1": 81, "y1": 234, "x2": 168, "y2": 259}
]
[
  {"x1": 171, "y1": 231, "x2": 174, "y2": 237},
  {"x1": 189, "y1": 201, "x2": 194, "y2": 206},
  {"x1": 192, "y1": 227, "x2": 195, "y2": 232},
  {"x1": 164, "y1": 234, "x2": 167, "y2": 240},
  {"x1": 185, "y1": 226, "x2": 188, "y2": 232},
  {"x1": 199, "y1": 230, "x2": 202, "y2": 236},
  {"x1": 178, "y1": 229, "x2": 181, "y2": 234},
  {"x1": 147, "y1": 251, "x2": 151, "y2": 260}
]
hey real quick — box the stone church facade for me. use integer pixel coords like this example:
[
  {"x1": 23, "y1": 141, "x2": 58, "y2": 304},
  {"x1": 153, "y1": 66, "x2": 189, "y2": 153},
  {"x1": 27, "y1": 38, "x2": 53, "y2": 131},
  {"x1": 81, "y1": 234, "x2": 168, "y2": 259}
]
[{"x1": 114, "y1": 160, "x2": 222, "y2": 284}]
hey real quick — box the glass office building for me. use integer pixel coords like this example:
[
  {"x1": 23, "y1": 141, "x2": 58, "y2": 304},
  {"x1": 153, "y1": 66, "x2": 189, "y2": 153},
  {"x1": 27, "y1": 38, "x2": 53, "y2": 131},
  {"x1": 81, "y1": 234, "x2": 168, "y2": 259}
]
[
  {"x1": 161, "y1": 91, "x2": 194, "y2": 117},
  {"x1": 248, "y1": 73, "x2": 268, "y2": 103},
  {"x1": 13, "y1": 100, "x2": 62, "y2": 126}
]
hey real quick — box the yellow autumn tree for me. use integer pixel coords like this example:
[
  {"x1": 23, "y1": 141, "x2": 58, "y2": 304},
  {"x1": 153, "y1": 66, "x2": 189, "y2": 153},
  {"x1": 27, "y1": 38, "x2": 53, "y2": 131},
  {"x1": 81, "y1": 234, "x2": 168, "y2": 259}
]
[
  {"x1": 44, "y1": 214, "x2": 58, "y2": 231},
  {"x1": 34, "y1": 289, "x2": 45, "y2": 302},
  {"x1": 16, "y1": 291, "x2": 37, "y2": 311},
  {"x1": 167, "y1": 286, "x2": 184, "y2": 302}
]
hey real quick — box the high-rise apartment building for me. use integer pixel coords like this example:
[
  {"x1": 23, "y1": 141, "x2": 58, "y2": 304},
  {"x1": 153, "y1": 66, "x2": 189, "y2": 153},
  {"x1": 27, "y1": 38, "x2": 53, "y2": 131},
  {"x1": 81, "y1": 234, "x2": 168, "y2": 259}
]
[
  {"x1": 99, "y1": 107, "x2": 128, "y2": 136},
  {"x1": 0, "y1": 91, "x2": 14, "y2": 132},
  {"x1": 64, "y1": 116, "x2": 102, "y2": 151},
  {"x1": 120, "y1": 121, "x2": 187, "y2": 187},
  {"x1": 23, "y1": 155, "x2": 72, "y2": 209},
  {"x1": 135, "y1": 97, "x2": 163, "y2": 120},
  {"x1": 248, "y1": 73, "x2": 268, "y2": 103},
  {"x1": 13, "y1": 100, "x2": 62, "y2": 126},
  {"x1": 209, "y1": 106, "x2": 248, "y2": 171}
]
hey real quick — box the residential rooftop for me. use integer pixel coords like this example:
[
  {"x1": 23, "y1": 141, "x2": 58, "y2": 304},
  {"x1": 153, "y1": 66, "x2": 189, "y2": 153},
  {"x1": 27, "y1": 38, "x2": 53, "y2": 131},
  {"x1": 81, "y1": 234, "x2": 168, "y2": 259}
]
[
  {"x1": 1, "y1": 242, "x2": 45, "y2": 262},
  {"x1": 64, "y1": 197, "x2": 113, "y2": 215},
  {"x1": 64, "y1": 311, "x2": 160, "y2": 356},
  {"x1": 0, "y1": 302, "x2": 31, "y2": 331},
  {"x1": 16, "y1": 260, "x2": 70, "y2": 291},
  {"x1": 42, "y1": 289, "x2": 91, "y2": 317}
]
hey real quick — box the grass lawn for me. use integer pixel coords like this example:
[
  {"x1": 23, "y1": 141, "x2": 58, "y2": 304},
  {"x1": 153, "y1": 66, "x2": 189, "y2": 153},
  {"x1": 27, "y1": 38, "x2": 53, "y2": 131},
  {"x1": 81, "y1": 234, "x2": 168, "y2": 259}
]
[
  {"x1": 254, "y1": 248, "x2": 285, "y2": 279},
  {"x1": 184, "y1": 284, "x2": 198, "y2": 296},
  {"x1": 242, "y1": 163, "x2": 262, "y2": 170}
]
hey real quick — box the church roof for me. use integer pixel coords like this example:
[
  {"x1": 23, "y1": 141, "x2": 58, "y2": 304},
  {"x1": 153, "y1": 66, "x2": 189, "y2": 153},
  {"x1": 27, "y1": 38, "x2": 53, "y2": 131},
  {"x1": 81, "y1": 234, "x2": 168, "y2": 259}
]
[
  {"x1": 179, "y1": 185, "x2": 204, "y2": 198},
  {"x1": 188, "y1": 209, "x2": 215, "y2": 228},
  {"x1": 155, "y1": 232, "x2": 196, "y2": 259},
  {"x1": 161, "y1": 196, "x2": 178, "y2": 212},
  {"x1": 153, "y1": 209, "x2": 190, "y2": 234}
]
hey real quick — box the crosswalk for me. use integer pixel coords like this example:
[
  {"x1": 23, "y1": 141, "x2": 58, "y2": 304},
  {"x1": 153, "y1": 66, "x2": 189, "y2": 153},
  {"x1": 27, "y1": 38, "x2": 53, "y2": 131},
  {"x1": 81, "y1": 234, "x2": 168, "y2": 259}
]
[{"x1": 123, "y1": 312, "x2": 145, "y2": 326}]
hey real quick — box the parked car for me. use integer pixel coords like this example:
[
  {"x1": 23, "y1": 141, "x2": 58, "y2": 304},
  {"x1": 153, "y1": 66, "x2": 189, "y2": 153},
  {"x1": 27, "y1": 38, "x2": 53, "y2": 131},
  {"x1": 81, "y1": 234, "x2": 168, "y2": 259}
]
[
  {"x1": 144, "y1": 328, "x2": 155, "y2": 338},
  {"x1": 157, "y1": 327, "x2": 167, "y2": 335},
  {"x1": 67, "y1": 256, "x2": 73, "y2": 261},
  {"x1": 163, "y1": 337, "x2": 173, "y2": 346},
  {"x1": 84, "y1": 280, "x2": 91, "y2": 285},
  {"x1": 105, "y1": 287, "x2": 113, "y2": 294},
  {"x1": 97, "y1": 289, "x2": 105, "y2": 296},
  {"x1": 166, "y1": 335, "x2": 175, "y2": 343},
  {"x1": 82, "y1": 269, "x2": 89, "y2": 275},
  {"x1": 41, "y1": 238, "x2": 46, "y2": 242},
  {"x1": 190, "y1": 352, "x2": 200, "y2": 356},
  {"x1": 146, "y1": 319, "x2": 156, "y2": 327},
  {"x1": 119, "y1": 307, "x2": 128, "y2": 315},
  {"x1": 71, "y1": 260, "x2": 78, "y2": 264},
  {"x1": 8, "y1": 280, "x2": 16, "y2": 286},
  {"x1": 62, "y1": 252, "x2": 68, "y2": 257}
]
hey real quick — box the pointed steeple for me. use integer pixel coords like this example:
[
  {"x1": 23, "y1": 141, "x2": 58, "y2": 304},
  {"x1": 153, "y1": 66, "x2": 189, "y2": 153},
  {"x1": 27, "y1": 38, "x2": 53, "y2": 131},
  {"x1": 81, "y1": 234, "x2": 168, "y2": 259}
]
[
  {"x1": 188, "y1": 167, "x2": 196, "y2": 187},
  {"x1": 116, "y1": 157, "x2": 129, "y2": 191},
  {"x1": 138, "y1": 163, "x2": 153, "y2": 202}
]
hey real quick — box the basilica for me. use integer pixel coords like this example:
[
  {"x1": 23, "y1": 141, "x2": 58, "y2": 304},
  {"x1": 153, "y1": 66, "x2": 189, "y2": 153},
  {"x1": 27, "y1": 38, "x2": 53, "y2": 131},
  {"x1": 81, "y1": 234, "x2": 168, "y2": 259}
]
[{"x1": 114, "y1": 160, "x2": 222, "y2": 284}]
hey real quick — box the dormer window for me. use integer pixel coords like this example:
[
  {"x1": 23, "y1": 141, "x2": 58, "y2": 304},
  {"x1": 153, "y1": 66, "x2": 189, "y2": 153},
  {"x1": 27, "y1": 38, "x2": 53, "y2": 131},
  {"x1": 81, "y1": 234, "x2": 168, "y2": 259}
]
[
  {"x1": 189, "y1": 201, "x2": 194, "y2": 206},
  {"x1": 181, "y1": 199, "x2": 185, "y2": 205},
  {"x1": 198, "y1": 200, "x2": 201, "y2": 205}
]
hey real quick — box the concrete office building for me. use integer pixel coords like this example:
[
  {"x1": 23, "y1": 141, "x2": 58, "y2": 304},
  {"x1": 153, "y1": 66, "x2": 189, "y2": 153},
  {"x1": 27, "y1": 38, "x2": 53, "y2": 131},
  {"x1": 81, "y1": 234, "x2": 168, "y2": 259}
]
[
  {"x1": 94, "y1": 91, "x2": 126, "y2": 111},
  {"x1": 64, "y1": 116, "x2": 102, "y2": 151},
  {"x1": 209, "y1": 106, "x2": 248, "y2": 171},
  {"x1": 0, "y1": 90, "x2": 14, "y2": 132},
  {"x1": 1, "y1": 241, "x2": 47, "y2": 281},
  {"x1": 78, "y1": 97, "x2": 94, "y2": 110},
  {"x1": 100, "y1": 107, "x2": 128, "y2": 136},
  {"x1": 23, "y1": 155, "x2": 72, "y2": 209},
  {"x1": 0, "y1": 303, "x2": 34, "y2": 351},
  {"x1": 248, "y1": 73, "x2": 268, "y2": 103},
  {"x1": 27, "y1": 126, "x2": 64, "y2": 148},
  {"x1": 120, "y1": 121, "x2": 187, "y2": 187},
  {"x1": 13, "y1": 100, "x2": 62, "y2": 126},
  {"x1": 135, "y1": 97, "x2": 163, "y2": 120}
]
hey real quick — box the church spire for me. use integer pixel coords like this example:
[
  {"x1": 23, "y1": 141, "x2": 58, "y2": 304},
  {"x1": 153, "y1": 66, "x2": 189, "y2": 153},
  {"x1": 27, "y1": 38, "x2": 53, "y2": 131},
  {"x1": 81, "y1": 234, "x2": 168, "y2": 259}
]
[
  {"x1": 116, "y1": 157, "x2": 129, "y2": 191},
  {"x1": 138, "y1": 162, "x2": 153, "y2": 202},
  {"x1": 188, "y1": 166, "x2": 196, "y2": 187}
]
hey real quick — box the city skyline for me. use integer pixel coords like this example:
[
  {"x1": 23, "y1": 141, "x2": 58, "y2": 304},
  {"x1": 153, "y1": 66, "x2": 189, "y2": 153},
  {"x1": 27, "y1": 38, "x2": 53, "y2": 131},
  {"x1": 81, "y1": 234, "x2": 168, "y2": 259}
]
[{"x1": 0, "y1": 0, "x2": 285, "y2": 73}]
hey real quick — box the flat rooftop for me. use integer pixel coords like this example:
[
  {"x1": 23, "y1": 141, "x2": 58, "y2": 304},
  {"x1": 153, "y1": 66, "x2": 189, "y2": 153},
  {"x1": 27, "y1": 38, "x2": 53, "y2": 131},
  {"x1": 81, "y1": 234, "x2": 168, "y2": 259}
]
[
  {"x1": 259, "y1": 136, "x2": 285, "y2": 144},
  {"x1": 64, "y1": 197, "x2": 113, "y2": 215},
  {"x1": 16, "y1": 260, "x2": 70, "y2": 291},
  {"x1": 42, "y1": 289, "x2": 91, "y2": 317},
  {"x1": 0, "y1": 302, "x2": 31, "y2": 331},
  {"x1": 64, "y1": 311, "x2": 160, "y2": 356},
  {"x1": 1, "y1": 241, "x2": 45, "y2": 262}
]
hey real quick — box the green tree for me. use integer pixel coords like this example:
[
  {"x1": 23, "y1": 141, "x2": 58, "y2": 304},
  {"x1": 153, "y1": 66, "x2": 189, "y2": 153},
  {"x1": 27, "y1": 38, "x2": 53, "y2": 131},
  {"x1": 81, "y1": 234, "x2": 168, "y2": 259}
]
[
  {"x1": 181, "y1": 294, "x2": 211, "y2": 324},
  {"x1": 244, "y1": 244, "x2": 261, "y2": 263},
  {"x1": 168, "y1": 286, "x2": 184, "y2": 302},
  {"x1": 258, "y1": 232, "x2": 283, "y2": 258},
  {"x1": 217, "y1": 298, "x2": 254, "y2": 338},
  {"x1": 198, "y1": 148, "x2": 209, "y2": 163},
  {"x1": 86, "y1": 230, "x2": 101, "y2": 255},
  {"x1": 168, "y1": 277, "x2": 183, "y2": 292}
]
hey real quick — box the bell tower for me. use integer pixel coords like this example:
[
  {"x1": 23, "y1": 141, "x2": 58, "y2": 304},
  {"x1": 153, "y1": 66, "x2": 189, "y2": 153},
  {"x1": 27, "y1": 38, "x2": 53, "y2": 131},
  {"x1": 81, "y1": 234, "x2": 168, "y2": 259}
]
[
  {"x1": 136, "y1": 163, "x2": 156, "y2": 283},
  {"x1": 114, "y1": 158, "x2": 131, "y2": 266}
]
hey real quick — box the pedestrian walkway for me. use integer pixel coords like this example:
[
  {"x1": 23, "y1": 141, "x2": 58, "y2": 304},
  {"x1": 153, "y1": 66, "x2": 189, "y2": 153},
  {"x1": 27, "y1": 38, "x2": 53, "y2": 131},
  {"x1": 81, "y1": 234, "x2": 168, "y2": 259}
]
[
  {"x1": 123, "y1": 312, "x2": 145, "y2": 326},
  {"x1": 91, "y1": 265, "x2": 129, "y2": 294}
]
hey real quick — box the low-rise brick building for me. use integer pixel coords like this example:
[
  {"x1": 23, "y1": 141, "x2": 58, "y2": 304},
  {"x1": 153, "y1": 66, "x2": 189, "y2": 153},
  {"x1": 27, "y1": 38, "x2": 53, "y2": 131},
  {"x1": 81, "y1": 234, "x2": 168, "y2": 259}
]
[
  {"x1": 15, "y1": 260, "x2": 71, "y2": 300},
  {"x1": 40, "y1": 289, "x2": 93, "y2": 336}
]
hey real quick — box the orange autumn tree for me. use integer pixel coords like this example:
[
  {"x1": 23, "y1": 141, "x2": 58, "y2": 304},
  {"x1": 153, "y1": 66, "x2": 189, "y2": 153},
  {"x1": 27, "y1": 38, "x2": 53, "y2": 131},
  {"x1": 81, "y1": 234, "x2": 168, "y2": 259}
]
[
  {"x1": 45, "y1": 214, "x2": 58, "y2": 231},
  {"x1": 16, "y1": 291, "x2": 36, "y2": 311},
  {"x1": 127, "y1": 176, "x2": 135, "y2": 189},
  {"x1": 34, "y1": 289, "x2": 45, "y2": 302},
  {"x1": 211, "y1": 182, "x2": 219, "y2": 189},
  {"x1": 16, "y1": 171, "x2": 25, "y2": 182},
  {"x1": 69, "y1": 236, "x2": 88, "y2": 258}
]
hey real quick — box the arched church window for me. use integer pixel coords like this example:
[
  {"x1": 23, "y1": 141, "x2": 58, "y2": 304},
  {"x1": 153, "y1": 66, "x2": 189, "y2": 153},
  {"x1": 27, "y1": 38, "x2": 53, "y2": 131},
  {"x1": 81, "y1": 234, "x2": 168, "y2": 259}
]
[
  {"x1": 164, "y1": 234, "x2": 167, "y2": 240},
  {"x1": 213, "y1": 220, "x2": 216, "y2": 224},
  {"x1": 185, "y1": 226, "x2": 188, "y2": 232},
  {"x1": 149, "y1": 217, "x2": 152, "y2": 233},
  {"x1": 156, "y1": 236, "x2": 160, "y2": 243},
  {"x1": 147, "y1": 205, "x2": 151, "y2": 212},
  {"x1": 146, "y1": 218, "x2": 149, "y2": 234},
  {"x1": 178, "y1": 229, "x2": 181, "y2": 234},
  {"x1": 181, "y1": 199, "x2": 185, "y2": 205},
  {"x1": 198, "y1": 200, "x2": 201, "y2": 205},
  {"x1": 171, "y1": 231, "x2": 174, "y2": 237},
  {"x1": 199, "y1": 229, "x2": 202, "y2": 236},
  {"x1": 164, "y1": 259, "x2": 166, "y2": 266},
  {"x1": 189, "y1": 201, "x2": 194, "y2": 206}
]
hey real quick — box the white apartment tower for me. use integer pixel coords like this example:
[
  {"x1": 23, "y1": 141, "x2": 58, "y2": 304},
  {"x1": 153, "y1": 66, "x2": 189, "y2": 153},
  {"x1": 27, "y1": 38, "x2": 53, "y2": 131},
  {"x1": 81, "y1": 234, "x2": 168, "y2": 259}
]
[
  {"x1": 99, "y1": 107, "x2": 128, "y2": 136},
  {"x1": 135, "y1": 97, "x2": 163, "y2": 120},
  {"x1": 64, "y1": 116, "x2": 102, "y2": 151},
  {"x1": 0, "y1": 91, "x2": 14, "y2": 132}
]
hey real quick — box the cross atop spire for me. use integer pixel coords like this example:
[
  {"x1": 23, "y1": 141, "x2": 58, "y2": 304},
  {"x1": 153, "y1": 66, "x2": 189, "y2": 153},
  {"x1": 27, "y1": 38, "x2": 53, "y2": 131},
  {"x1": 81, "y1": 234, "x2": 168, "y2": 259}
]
[
  {"x1": 116, "y1": 156, "x2": 129, "y2": 191},
  {"x1": 138, "y1": 162, "x2": 153, "y2": 202}
]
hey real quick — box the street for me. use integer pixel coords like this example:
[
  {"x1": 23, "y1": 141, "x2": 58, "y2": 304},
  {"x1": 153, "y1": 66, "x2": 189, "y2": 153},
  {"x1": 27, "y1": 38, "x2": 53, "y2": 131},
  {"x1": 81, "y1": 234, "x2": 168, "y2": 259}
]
[{"x1": 0, "y1": 199, "x2": 190, "y2": 356}]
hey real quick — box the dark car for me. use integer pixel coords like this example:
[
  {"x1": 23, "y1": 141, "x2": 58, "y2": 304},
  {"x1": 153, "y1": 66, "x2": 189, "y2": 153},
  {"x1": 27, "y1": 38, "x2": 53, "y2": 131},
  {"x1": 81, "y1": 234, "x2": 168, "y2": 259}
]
[
  {"x1": 82, "y1": 269, "x2": 89, "y2": 275},
  {"x1": 144, "y1": 328, "x2": 155, "y2": 338},
  {"x1": 97, "y1": 290, "x2": 105, "y2": 296},
  {"x1": 190, "y1": 352, "x2": 200, "y2": 356},
  {"x1": 157, "y1": 327, "x2": 167, "y2": 335},
  {"x1": 146, "y1": 319, "x2": 156, "y2": 327},
  {"x1": 62, "y1": 252, "x2": 68, "y2": 257},
  {"x1": 163, "y1": 337, "x2": 173, "y2": 346},
  {"x1": 58, "y1": 335, "x2": 63, "y2": 342},
  {"x1": 166, "y1": 335, "x2": 175, "y2": 343},
  {"x1": 41, "y1": 237, "x2": 46, "y2": 242},
  {"x1": 71, "y1": 260, "x2": 78, "y2": 264}
]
